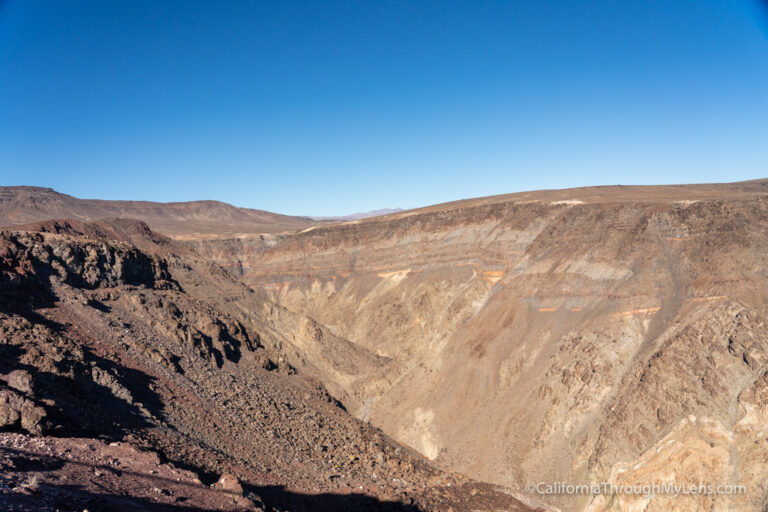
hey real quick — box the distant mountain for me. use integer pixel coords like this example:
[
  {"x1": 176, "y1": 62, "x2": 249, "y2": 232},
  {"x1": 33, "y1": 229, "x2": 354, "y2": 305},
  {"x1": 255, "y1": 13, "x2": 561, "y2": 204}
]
[
  {"x1": 311, "y1": 208, "x2": 403, "y2": 221},
  {"x1": 0, "y1": 186, "x2": 316, "y2": 239}
]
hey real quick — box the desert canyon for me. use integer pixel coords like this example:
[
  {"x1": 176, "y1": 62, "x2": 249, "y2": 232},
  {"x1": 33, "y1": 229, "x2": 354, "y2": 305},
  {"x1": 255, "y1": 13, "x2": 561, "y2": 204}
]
[{"x1": 2, "y1": 180, "x2": 768, "y2": 511}]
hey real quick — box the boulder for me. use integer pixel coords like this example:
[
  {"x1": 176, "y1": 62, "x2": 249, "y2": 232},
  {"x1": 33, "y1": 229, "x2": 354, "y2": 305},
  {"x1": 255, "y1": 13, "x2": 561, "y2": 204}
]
[
  {"x1": 6, "y1": 369, "x2": 33, "y2": 394},
  {"x1": 213, "y1": 472, "x2": 243, "y2": 495}
]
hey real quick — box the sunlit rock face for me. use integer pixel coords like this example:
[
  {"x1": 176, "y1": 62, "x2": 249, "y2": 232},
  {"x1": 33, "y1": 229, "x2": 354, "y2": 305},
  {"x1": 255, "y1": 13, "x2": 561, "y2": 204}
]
[{"x1": 196, "y1": 181, "x2": 768, "y2": 511}]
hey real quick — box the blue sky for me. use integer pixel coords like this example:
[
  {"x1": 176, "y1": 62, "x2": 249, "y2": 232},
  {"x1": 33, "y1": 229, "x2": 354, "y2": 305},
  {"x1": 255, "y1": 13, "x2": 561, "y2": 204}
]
[{"x1": 1, "y1": 1, "x2": 767, "y2": 216}]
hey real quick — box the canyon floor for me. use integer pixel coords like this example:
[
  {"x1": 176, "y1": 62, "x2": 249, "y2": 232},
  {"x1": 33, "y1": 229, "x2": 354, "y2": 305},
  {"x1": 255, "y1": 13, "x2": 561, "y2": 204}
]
[{"x1": 2, "y1": 180, "x2": 768, "y2": 511}]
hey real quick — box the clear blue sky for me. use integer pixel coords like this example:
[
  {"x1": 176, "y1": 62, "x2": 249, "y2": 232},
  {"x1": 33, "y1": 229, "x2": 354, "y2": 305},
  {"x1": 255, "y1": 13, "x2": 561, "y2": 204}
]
[{"x1": 1, "y1": 1, "x2": 767, "y2": 216}]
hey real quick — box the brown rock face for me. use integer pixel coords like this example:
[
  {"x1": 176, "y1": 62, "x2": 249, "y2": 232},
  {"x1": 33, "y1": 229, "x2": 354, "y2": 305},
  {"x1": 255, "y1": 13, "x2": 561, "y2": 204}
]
[
  {"x1": 215, "y1": 179, "x2": 768, "y2": 511},
  {"x1": 0, "y1": 229, "x2": 177, "y2": 291}
]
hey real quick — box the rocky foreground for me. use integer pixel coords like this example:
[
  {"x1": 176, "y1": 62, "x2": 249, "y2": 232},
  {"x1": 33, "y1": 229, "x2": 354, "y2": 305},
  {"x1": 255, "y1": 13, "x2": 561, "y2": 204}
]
[{"x1": 0, "y1": 222, "x2": 535, "y2": 511}]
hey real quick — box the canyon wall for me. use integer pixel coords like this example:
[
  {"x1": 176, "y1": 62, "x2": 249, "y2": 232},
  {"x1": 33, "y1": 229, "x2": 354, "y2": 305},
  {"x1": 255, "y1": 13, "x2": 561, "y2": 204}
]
[{"x1": 213, "y1": 186, "x2": 768, "y2": 511}]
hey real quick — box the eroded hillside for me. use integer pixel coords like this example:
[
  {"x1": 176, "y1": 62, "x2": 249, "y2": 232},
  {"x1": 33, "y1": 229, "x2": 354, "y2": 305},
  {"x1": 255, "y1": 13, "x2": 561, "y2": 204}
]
[
  {"x1": 194, "y1": 181, "x2": 768, "y2": 511},
  {"x1": 0, "y1": 223, "x2": 532, "y2": 511}
]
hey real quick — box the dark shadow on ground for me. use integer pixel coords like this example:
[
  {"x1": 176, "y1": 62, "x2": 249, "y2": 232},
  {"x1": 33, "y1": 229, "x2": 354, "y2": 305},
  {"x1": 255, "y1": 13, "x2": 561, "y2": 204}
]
[
  {"x1": 0, "y1": 284, "x2": 65, "y2": 333},
  {"x1": 255, "y1": 484, "x2": 421, "y2": 511}
]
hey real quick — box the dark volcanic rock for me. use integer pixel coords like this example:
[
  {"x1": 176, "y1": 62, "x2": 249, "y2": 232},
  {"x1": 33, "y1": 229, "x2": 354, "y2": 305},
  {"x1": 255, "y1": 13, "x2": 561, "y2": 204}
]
[{"x1": 0, "y1": 230, "x2": 177, "y2": 290}]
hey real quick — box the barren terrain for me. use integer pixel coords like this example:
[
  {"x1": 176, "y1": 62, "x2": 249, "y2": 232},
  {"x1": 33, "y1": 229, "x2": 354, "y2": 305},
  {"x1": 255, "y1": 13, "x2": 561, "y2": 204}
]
[
  {"x1": 197, "y1": 179, "x2": 768, "y2": 511},
  {"x1": 0, "y1": 220, "x2": 532, "y2": 511},
  {"x1": 0, "y1": 187, "x2": 317, "y2": 240},
  {"x1": 3, "y1": 179, "x2": 768, "y2": 511}
]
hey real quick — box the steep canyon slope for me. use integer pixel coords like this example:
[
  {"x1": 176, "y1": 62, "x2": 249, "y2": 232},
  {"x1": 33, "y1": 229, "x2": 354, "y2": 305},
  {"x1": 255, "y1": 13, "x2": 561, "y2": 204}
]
[
  {"x1": 0, "y1": 220, "x2": 531, "y2": 511},
  {"x1": 190, "y1": 179, "x2": 768, "y2": 511}
]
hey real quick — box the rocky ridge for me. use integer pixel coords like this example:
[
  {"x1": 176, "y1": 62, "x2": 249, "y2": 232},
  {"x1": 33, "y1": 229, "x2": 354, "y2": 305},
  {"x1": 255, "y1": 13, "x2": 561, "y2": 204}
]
[{"x1": 0, "y1": 187, "x2": 316, "y2": 240}]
